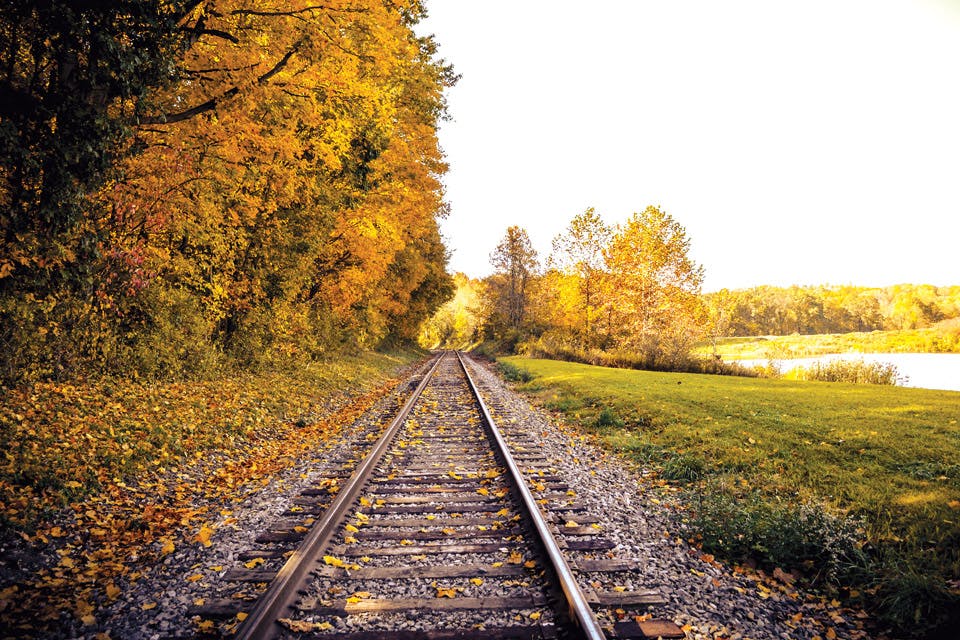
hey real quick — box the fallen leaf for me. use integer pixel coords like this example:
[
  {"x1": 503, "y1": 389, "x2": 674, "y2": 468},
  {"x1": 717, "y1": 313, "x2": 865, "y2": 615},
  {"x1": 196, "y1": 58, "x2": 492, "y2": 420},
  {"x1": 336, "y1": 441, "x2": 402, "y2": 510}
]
[
  {"x1": 436, "y1": 587, "x2": 457, "y2": 598},
  {"x1": 194, "y1": 524, "x2": 215, "y2": 547},
  {"x1": 470, "y1": 578, "x2": 484, "y2": 586},
  {"x1": 186, "y1": 573, "x2": 203, "y2": 582},
  {"x1": 141, "y1": 602, "x2": 157, "y2": 611},
  {"x1": 244, "y1": 557, "x2": 266, "y2": 569}
]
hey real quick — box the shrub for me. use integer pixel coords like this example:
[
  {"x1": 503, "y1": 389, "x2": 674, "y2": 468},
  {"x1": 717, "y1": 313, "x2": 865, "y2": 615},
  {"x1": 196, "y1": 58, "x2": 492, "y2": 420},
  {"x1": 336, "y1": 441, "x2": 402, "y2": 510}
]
[
  {"x1": 795, "y1": 359, "x2": 906, "y2": 385},
  {"x1": 593, "y1": 406, "x2": 624, "y2": 429},
  {"x1": 689, "y1": 486, "x2": 869, "y2": 587},
  {"x1": 496, "y1": 360, "x2": 533, "y2": 383}
]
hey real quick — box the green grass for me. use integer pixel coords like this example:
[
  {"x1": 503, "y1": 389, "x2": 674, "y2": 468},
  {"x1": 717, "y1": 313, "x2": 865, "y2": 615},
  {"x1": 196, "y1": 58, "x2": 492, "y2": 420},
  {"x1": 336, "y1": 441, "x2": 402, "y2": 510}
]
[
  {"x1": 500, "y1": 355, "x2": 960, "y2": 635},
  {"x1": 694, "y1": 325, "x2": 960, "y2": 360}
]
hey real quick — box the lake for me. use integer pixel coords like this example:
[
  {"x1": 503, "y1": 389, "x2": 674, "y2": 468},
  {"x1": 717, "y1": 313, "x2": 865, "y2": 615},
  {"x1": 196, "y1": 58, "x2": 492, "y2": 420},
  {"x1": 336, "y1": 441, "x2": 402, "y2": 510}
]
[{"x1": 730, "y1": 352, "x2": 960, "y2": 392}]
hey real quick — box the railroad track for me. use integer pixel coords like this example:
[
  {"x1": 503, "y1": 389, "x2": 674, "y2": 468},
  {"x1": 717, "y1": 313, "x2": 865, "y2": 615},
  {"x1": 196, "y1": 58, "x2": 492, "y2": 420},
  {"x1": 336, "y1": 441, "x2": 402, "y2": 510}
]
[{"x1": 198, "y1": 352, "x2": 685, "y2": 639}]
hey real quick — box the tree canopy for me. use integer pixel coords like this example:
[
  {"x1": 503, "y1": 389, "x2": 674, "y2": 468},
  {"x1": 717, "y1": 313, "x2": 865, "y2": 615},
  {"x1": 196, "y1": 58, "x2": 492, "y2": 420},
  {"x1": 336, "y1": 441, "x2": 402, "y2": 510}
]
[{"x1": 0, "y1": 0, "x2": 455, "y2": 382}]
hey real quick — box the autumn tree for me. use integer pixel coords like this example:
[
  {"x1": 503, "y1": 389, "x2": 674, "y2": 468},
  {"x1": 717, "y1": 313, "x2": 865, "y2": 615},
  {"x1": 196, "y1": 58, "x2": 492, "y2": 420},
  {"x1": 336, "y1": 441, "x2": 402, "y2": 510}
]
[
  {"x1": 486, "y1": 226, "x2": 538, "y2": 337},
  {"x1": 550, "y1": 208, "x2": 612, "y2": 348},
  {"x1": 0, "y1": 1, "x2": 456, "y2": 381},
  {"x1": 603, "y1": 206, "x2": 705, "y2": 366}
]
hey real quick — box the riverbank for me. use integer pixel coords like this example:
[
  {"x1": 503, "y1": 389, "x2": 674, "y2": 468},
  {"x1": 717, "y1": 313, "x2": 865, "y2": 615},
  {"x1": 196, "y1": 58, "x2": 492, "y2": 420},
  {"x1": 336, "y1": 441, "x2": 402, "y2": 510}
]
[{"x1": 695, "y1": 325, "x2": 960, "y2": 361}]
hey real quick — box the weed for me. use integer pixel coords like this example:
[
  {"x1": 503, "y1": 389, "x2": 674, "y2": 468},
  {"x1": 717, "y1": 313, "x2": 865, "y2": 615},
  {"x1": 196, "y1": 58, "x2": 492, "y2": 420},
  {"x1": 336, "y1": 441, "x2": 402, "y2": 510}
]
[
  {"x1": 594, "y1": 407, "x2": 624, "y2": 429},
  {"x1": 691, "y1": 486, "x2": 869, "y2": 587},
  {"x1": 497, "y1": 361, "x2": 534, "y2": 383},
  {"x1": 662, "y1": 454, "x2": 705, "y2": 483},
  {"x1": 876, "y1": 561, "x2": 957, "y2": 636}
]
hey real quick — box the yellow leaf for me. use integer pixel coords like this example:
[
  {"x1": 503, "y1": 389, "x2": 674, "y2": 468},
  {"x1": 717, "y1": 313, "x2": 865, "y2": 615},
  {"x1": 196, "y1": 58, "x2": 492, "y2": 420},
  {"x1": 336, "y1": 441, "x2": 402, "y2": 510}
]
[
  {"x1": 160, "y1": 537, "x2": 175, "y2": 555},
  {"x1": 197, "y1": 620, "x2": 215, "y2": 633},
  {"x1": 529, "y1": 611, "x2": 542, "y2": 620},
  {"x1": 186, "y1": 573, "x2": 203, "y2": 582},
  {"x1": 105, "y1": 583, "x2": 121, "y2": 599},
  {"x1": 470, "y1": 578, "x2": 484, "y2": 586},
  {"x1": 948, "y1": 500, "x2": 960, "y2": 510},
  {"x1": 81, "y1": 614, "x2": 96, "y2": 626},
  {"x1": 477, "y1": 488, "x2": 489, "y2": 496},
  {"x1": 352, "y1": 591, "x2": 372, "y2": 598},
  {"x1": 492, "y1": 562, "x2": 504, "y2": 568},
  {"x1": 236, "y1": 612, "x2": 248, "y2": 622},
  {"x1": 194, "y1": 524, "x2": 215, "y2": 547},
  {"x1": 293, "y1": 525, "x2": 308, "y2": 533},
  {"x1": 613, "y1": 586, "x2": 626, "y2": 592},
  {"x1": 441, "y1": 527, "x2": 455, "y2": 535},
  {"x1": 244, "y1": 557, "x2": 265, "y2": 569},
  {"x1": 507, "y1": 551, "x2": 523, "y2": 564},
  {"x1": 345, "y1": 524, "x2": 360, "y2": 533},
  {"x1": 436, "y1": 587, "x2": 457, "y2": 598},
  {"x1": 425, "y1": 514, "x2": 436, "y2": 520},
  {"x1": 323, "y1": 555, "x2": 344, "y2": 567},
  {"x1": 359, "y1": 497, "x2": 372, "y2": 507},
  {"x1": 360, "y1": 556, "x2": 372, "y2": 563},
  {"x1": 346, "y1": 596, "x2": 362, "y2": 604},
  {"x1": 564, "y1": 520, "x2": 579, "y2": 528},
  {"x1": 141, "y1": 602, "x2": 157, "y2": 611},
  {"x1": 524, "y1": 560, "x2": 537, "y2": 569},
  {"x1": 344, "y1": 536, "x2": 358, "y2": 544},
  {"x1": 826, "y1": 628, "x2": 837, "y2": 640}
]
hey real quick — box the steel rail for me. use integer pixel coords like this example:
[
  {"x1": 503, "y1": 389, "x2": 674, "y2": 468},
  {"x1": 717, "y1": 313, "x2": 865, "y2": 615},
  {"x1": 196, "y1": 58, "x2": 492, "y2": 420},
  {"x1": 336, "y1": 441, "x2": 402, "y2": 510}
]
[
  {"x1": 455, "y1": 351, "x2": 608, "y2": 640},
  {"x1": 235, "y1": 352, "x2": 447, "y2": 640}
]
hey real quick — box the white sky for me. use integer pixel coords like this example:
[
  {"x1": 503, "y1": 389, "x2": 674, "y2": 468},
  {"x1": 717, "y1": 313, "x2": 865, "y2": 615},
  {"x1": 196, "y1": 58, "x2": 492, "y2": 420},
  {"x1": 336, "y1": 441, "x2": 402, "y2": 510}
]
[{"x1": 417, "y1": 0, "x2": 960, "y2": 292}]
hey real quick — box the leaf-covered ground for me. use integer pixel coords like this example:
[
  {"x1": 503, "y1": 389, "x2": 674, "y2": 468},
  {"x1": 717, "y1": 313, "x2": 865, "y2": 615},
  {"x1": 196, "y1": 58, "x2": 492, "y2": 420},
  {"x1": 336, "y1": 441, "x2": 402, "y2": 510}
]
[{"x1": 0, "y1": 351, "x2": 419, "y2": 637}]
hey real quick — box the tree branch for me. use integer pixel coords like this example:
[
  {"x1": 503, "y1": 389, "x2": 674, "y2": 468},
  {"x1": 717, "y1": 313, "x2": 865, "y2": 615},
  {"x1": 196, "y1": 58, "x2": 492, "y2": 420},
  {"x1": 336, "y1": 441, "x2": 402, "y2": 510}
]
[{"x1": 139, "y1": 40, "x2": 303, "y2": 125}]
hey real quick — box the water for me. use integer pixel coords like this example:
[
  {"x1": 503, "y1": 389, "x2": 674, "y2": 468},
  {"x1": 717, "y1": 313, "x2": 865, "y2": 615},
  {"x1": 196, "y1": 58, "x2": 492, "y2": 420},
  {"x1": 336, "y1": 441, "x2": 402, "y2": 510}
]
[{"x1": 730, "y1": 352, "x2": 960, "y2": 392}]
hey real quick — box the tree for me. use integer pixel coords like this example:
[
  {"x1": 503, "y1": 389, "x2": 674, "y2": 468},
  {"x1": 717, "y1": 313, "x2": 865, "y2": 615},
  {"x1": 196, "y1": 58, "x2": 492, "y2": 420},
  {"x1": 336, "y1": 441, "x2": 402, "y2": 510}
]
[
  {"x1": 550, "y1": 208, "x2": 612, "y2": 347},
  {"x1": 487, "y1": 226, "x2": 538, "y2": 334},
  {"x1": 0, "y1": 1, "x2": 186, "y2": 282},
  {"x1": 0, "y1": 0, "x2": 458, "y2": 380},
  {"x1": 603, "y1": 206, "x2": 704, "y2": 365}
]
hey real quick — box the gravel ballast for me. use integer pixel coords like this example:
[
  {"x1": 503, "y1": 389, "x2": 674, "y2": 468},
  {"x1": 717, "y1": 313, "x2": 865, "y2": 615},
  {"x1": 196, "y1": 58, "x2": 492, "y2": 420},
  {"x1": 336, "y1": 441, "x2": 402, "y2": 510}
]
[{"x1": 7, "y1": 354, "x2": 869, "y2": 638}]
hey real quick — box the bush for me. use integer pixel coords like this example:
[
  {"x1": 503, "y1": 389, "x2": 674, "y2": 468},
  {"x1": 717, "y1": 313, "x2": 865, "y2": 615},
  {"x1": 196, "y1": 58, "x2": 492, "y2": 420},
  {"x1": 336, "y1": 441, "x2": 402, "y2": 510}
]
[
  {"x1": 496, "y1": 360, "x2": 533, "y2": 383},
  {"x1": 795, "y1": 358, "x2": 906, "y2": 385},
  {"x1": 690, "y1": 486, "x2": 869, "y2": 587}
]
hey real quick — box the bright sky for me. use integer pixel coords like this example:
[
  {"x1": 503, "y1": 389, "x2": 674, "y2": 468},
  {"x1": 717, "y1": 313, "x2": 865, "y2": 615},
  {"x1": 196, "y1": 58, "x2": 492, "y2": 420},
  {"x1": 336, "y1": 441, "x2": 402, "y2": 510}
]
[{"x1": 417, "y1": 0, "x2": 960, "y2": 292}]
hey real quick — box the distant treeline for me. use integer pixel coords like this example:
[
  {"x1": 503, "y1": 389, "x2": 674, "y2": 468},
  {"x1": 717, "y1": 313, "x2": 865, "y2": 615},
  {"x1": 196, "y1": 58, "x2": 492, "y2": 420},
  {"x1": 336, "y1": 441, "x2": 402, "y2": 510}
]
[{"x1": 706, "y1": 284, "x2": 960, "y2": 336}]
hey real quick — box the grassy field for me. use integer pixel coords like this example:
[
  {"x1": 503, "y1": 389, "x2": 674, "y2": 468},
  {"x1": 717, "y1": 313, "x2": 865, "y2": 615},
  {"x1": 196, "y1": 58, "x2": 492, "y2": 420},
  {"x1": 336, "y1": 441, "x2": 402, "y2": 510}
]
[
  {"x1": 694, "y1": 325, "x2": 960, "y2": 360},
  {"x1": 500, "y1": 356, "x2": 960, "y2": 635}
]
